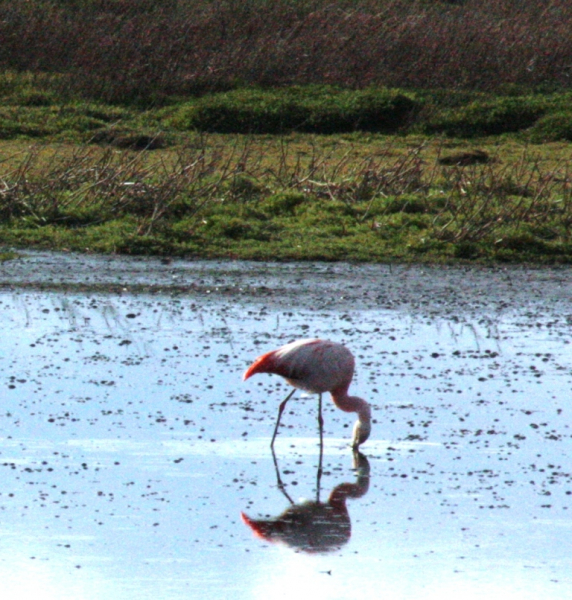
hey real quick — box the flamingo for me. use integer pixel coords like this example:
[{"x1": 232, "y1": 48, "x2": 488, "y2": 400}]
[
  {"x1": 243, "y1": 338, "x2": 371, "y2": 449},
  {"x1": 241, "y1": 452, "x2": 370, "y2": 553}
]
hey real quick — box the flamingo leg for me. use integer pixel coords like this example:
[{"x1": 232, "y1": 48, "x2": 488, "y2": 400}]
[
  {"x1": 317, "y1": 393, "x2": 324, "y2": 494},
  {"x1": 317, "y1": 393, "x2": 324, "y2": 447},
  {"x1": 271, "y1": 446, "x2": 295, "y2": 504},
  {"x1": 270, "y1": 388, "x2": 296, "y2": 448}
]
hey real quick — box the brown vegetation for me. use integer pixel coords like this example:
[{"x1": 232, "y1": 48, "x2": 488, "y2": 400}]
[{"x1": 2, "y1": 0, "x2": 572, "y2": 104}]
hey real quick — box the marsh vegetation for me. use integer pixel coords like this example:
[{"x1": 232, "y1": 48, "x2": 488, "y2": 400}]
[{"x1": 2, "y1": 0, "x2": 572, "y2": 262}]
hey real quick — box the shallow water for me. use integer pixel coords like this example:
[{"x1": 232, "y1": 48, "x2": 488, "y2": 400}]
[{"x1": 2, "y1": 253, "x2": 572, "y2": 599}]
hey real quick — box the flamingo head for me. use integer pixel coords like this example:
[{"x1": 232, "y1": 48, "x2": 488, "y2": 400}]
[
  {"x1": 351, "y1": 400, "x2": 372, "y2": 449},
  {"x1": 243, "y1": 349, "x2": 288, "y2": 381},
  {"x1": 240, "y1": 512, "x2": 274, "y2": 542}
]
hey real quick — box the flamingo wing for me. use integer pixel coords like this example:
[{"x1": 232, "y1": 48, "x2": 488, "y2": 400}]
[{"x1": 244, "y1": 339, "x2": 354, "y2": 394}]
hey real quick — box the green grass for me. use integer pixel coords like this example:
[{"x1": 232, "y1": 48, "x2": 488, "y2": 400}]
[
  {"x1": 0, "y1": 250, "x2": 18, "y2": 262},
  {"x1": 3, "y1": 73, "x2": 572, "y2": 141},
  {"x1": 1, "y1": 135, "x2": 572, "y2": 264},
  {"x1": 1, "y1": 74, "x2": 572, "y2": 263},
  {"x1": 170, "y1": 87, "x2": 419, "y2": 134}
]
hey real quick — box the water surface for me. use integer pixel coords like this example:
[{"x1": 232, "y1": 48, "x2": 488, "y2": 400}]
[{"x1": 1, "y1": 253, "x2": 572, "y2": 599}]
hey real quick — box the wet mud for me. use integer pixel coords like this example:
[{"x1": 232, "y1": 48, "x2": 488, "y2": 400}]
[{"x1": 1, "y1": 251, "x2": 572, "y2": 599}]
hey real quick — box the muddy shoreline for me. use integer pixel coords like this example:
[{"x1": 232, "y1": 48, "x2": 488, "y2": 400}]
[{"x1": 2, "y1": 250, "x2": 572, "y2": 315}]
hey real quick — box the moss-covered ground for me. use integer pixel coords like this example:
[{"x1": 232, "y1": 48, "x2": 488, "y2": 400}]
[{"x1": 2, "y1": 79, "x2": 572, "y2": 264}]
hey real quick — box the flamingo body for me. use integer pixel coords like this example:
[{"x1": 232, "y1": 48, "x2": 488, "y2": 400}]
[
  {"x1": 243, "y1": 338, "x2": 371, "y2": 448},
  {"x1": 240, "y1": 452, "x2": 370, "y2": 553},
  {"x1": 240, "y1": 501, "x2": 351, "y2": 553}
]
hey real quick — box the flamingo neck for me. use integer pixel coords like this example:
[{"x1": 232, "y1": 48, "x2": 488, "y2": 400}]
[{"x1": 330, "y1": 390, "x2": 371, "y2": 448}]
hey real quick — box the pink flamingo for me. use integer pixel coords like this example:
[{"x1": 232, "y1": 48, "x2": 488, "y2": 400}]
[
  {"x1": 243, "y1": 338, "x2": 371, "y2": 449},
  {"x1": 241, "y1": 452, "x2": 370, "y2": 553}
]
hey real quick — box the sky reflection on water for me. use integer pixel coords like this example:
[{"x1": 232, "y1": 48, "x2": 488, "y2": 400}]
[{"x1": 1, "y1": 259, "x2": 572, "y2": 599}]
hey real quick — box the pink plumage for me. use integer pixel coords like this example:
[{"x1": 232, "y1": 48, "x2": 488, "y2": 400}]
[{"x1": 243, "y1": 338, "x2": 371, "y2": 448}]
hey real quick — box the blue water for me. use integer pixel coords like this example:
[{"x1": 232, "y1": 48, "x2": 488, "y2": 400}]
[{"x1": 1, "y1": 258, "x2": 572, "y2": 599}]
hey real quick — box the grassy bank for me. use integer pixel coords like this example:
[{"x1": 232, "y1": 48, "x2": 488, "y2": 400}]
[
  {"x1": 1, "y1": 133, "x2": 572, "y2": 264},
  {"x1": 2, "y1": 0, "x2": 572, "y2": 264}
]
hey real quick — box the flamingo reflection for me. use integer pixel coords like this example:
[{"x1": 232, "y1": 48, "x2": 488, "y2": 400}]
[{"x1": 241, "y1": 451, "x2": 370, "y2": 553}]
